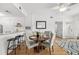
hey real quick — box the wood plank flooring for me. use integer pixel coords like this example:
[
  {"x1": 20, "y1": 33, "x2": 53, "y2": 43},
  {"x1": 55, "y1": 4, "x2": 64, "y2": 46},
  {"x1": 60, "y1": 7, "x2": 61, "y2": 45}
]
[{"x1": 9, "y1": 38, "x2": 67, "y2": 55}]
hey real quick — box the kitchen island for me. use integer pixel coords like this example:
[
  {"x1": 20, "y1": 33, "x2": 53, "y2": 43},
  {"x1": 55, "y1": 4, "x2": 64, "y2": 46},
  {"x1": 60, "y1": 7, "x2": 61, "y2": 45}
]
[{"x1": 0, "y1": 32, "x2": 25, "y2": 55}]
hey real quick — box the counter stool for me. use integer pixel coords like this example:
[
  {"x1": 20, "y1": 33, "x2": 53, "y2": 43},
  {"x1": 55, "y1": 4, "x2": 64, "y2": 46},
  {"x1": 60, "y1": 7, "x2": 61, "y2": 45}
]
[
  {"x1": 7, "y1": 38, "x2": 16, "y2": 55},
  {"x1": 15, "y1": 35, "x2": 21, "y2": 49},
  {"x1": 20, "y1": 35, "x2": 24, "y2": 43},
  {"x1": 15, "y1": 35, "x2": 24, "y2": 49}
]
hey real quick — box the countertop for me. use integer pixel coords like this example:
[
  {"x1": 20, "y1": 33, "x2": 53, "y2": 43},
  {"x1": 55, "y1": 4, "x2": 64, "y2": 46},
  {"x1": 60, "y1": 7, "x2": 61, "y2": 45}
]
[
  {"x1": 0, "y1": 31, "x2": 25, "y2": 55},
  {"x1": 0, "y1": 31, "x2": 25, "y2": 36}
]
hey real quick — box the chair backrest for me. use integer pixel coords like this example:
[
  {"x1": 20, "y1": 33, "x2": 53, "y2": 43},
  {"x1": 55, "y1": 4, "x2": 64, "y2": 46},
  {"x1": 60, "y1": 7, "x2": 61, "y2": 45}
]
[
  {"x1": 50, "y1": 33, "x2": 56, "y2": 47},
  {"x1": 44, "y1": 31, "x2": 53, "y2": 38},
  {"x1": 26, "y1": 31, "x2": 33, "y2": 41},
  {"x1": 25, "y1": 37, "x2": 31, "y2": 48}
]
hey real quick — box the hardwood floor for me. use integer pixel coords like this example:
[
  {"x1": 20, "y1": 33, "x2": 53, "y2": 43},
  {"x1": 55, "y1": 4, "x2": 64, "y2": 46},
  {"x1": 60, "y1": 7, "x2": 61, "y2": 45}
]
[{"x1": 9, "y1": 39, "x2": 67, "y2": 55}]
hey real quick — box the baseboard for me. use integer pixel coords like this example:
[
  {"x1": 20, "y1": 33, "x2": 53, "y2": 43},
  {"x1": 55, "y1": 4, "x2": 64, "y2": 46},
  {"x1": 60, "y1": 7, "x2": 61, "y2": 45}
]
[{"x1": 62, "y1": 37, "x2": 77, "y2": 39}]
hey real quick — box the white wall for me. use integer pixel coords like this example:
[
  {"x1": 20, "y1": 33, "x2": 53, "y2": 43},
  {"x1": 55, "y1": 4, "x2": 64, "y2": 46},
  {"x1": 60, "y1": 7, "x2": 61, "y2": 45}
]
[
  {"x1": 24, "y1": 13, "x2": 32, "y2": 26},
  {"x1": 24, "y1": 13, "x2": 70, "y2": 38},
  {"x1": 62, "y1": 15, "x2": 79, "y2": 38},
  {"x1": 70, "y1": 14, "x2": 79, "y2": 37},
  {"x1": 24, "y1": 11, "x2": 79, "y2": 38},
  {"x1": 31, "y1": 14, "x2": 56, "y2": 33},
  {"x1": 0, "y1": 16, "x2": 25, "y2": 34}
]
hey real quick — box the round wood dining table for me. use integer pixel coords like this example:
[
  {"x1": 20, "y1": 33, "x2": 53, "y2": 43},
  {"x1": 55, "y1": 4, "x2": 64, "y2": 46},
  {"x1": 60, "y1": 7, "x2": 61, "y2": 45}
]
[
  {"x1": 29, "y1": 35, "x2": 50, "y2": 53},
  {"x1": 29, "y1": 35, "x2": 50, "y2": 42}
]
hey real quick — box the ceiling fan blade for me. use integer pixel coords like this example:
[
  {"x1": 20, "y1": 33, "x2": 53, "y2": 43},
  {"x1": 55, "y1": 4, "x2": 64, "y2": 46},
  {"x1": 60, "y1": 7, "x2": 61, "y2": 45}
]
[{"x1": 68, "y1": 3, "x2": 77, "y2": 6}]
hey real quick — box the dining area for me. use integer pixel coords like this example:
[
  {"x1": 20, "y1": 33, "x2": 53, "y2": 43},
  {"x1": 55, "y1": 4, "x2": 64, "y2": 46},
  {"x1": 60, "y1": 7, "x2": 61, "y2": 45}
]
[
  {"x1": 0, "y1": 31, "x2": 56, "y2": 55},
  {"x1": 25, "y1": 31, "x2": 56, "y2": 55}
]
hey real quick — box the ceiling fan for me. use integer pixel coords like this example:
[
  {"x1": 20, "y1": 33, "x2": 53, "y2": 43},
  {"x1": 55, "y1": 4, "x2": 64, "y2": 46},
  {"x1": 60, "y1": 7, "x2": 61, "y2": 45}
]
[{"x1": 52, "y1": 3, "x2": 76, "y2": 12}]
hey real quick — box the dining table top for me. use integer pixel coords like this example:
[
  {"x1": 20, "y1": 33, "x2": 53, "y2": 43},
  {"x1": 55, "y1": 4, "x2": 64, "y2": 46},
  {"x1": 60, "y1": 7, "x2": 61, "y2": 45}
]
[{"x1": 29, "y1": 35, "x2": 50, "y2": 41}]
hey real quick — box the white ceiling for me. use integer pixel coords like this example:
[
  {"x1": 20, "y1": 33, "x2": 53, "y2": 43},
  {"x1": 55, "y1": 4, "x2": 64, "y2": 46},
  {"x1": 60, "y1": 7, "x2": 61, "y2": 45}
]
[
  {"x1": 20, "y1": 3, "x2": 60, "y2": 15},
  {"x1": 0, "y1": 3, "x2": 25, "y2": 17},
  {"x1": 20, "y1": 3, "x2": 56, "y2": 12},
  {"x1": 62, "y1": 3, "x2": 79, "y2": 16},
  {"x1": 20, "y1": 3, "x2": 79, "y2": 17},
  {"x1": 0, "y1": 3, "x2": 79, "y2": 17}
]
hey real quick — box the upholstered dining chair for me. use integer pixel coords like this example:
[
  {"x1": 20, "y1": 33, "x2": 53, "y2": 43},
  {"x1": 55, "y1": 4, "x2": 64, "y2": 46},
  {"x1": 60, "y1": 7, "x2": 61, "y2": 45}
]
[
  {"x1": 26, "y1": 31, "x2": 34, "y2": 41},
  {"x1": 44, "y1": 31, "x2": 53, "y2": 38},
  {"x1": 41, "y1": 32, "x2": 56, "y2": 55},
  {"x1": 25, "y1": 31, "x2": 39, "y2": 54},
  {"x1": 43, "y1": 31, "x2": 53, "y2": 43},
  {"x1": 25, "y1": 35, "x2": 39, "y2": 54}
]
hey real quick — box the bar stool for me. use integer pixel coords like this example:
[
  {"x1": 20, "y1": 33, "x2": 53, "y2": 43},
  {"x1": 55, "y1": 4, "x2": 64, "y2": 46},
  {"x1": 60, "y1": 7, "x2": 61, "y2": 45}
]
[
  {"x1": 7, "y1": 38, "x2": 16, "y2": 55},
  {"x1": 20, "y1": 35, "x2": 24, "y2": 43},
  {"x1": 15, "y1": 35, "x2": 21, "y2": 49},
  {"x1": 14, "y1": 35, "x2": 24, "y2": 49}
]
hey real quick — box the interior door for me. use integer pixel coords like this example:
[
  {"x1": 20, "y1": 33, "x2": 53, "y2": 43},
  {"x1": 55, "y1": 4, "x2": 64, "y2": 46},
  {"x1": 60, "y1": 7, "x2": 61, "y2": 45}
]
[{"x1": 55, "y1": 21, "x2": 63, "y2": 38}]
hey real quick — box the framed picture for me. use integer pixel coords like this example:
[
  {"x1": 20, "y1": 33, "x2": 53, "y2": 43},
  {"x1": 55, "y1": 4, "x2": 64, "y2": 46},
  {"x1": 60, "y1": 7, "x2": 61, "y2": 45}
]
[{"x1": 36, "y1": 21, "x2": 46, "y2": 29}]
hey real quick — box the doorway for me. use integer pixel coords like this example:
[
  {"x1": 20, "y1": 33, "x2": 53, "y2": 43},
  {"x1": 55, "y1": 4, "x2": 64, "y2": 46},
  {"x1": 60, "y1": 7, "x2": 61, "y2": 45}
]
[{"x1": 55, "y1": 21, "x2": 63, "y2": 38}]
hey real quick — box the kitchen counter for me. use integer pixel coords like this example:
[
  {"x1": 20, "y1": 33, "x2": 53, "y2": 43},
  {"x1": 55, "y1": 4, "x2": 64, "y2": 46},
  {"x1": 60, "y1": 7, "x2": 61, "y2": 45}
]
[{"x1": 0, "y1": 32, "x2": 25, "y2": 55}]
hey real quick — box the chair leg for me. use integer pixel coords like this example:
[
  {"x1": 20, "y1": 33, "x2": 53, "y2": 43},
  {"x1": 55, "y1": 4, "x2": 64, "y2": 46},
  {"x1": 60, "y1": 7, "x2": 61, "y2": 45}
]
[
  {"x1": 52, "y1": 46, "x2": 54, "y2": 52},
  {"x1": 13, "y1": 40, "x2": 16, "y2": 55},
  {"x1": 7, "y1": 49, "x2": 8, "y2": 55},
  {"x1": 7, "y1": 41, "x2": 10, "y2": 55},
  {"x1": 14, "y1": 48, "x2": 16, "y2": 55},
  {"x1": 28, "y1": 49, "x2": 30, "y2": 55},
  {"x1": 26, "y1": 46, "x2": 28, "y2": 54},
  {"x1": 52, "y1": 46, "x2": 54, "y2": 54},
  {"x1": 49, "y1": 48, "x2": 51, "y2": 55},
  {"x1": 26, "y1": 47, "x2": 30, "y2": 55}
]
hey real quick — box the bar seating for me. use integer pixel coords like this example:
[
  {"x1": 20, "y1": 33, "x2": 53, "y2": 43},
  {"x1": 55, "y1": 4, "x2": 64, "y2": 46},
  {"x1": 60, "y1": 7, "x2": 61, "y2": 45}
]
[
  {"x1": 7, "y1": 38, "x2": 16, "y2": 55},
  {"x1": 15, "y1": 35, "x2": 22, "y2": 49},
  {"x1": 7, "y1": 34, "x2": 24, "y2": 55},
  {"x1": 19, "y1": 35, "x2": 24, "y2": 43}
]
